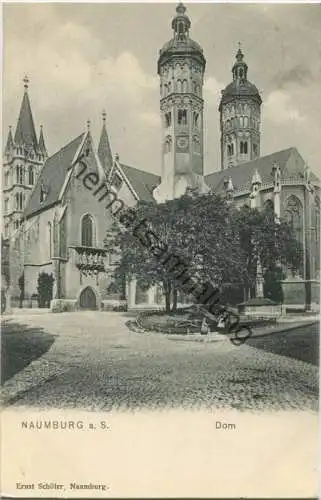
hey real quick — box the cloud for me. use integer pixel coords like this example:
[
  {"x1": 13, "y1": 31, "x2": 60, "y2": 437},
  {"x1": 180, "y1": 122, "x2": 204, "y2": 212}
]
[
  {"x1": 203, "y1": 76, "x2": 224, "y2": 105},
  {"x1": 264, "y1": 90, "x2": 306, "y2": 124},
  {"x1": 274, "y1": 65, "x2": 314, "y2": 89}
]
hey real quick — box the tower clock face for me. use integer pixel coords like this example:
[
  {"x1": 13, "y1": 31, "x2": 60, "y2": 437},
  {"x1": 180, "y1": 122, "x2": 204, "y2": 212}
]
[{"x1": 176, "y1": 137, "x2": 189, "y2": 150}]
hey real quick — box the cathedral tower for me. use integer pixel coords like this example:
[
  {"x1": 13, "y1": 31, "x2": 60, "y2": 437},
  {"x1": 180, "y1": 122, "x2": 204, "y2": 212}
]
[
  {"x1": 154, "y1": 3, "x2": 208, "y2": 202},
  {"x1": 2, "y1": 77, "x2": 47, "y2": 240},
  {"x1": 219, "y1": 46, "x2": 262, "y2": 170}
]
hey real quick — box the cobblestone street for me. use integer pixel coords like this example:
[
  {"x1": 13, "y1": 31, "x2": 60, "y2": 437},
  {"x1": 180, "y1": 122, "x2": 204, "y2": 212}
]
[{"x1": 1, "y1": 312, "x2": 318, "y2": 412}]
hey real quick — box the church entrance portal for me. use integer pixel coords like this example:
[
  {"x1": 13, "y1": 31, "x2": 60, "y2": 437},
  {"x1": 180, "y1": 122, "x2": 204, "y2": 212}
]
[{"x1": 79, "y1": 286, "x2": 97, "y2": 310}]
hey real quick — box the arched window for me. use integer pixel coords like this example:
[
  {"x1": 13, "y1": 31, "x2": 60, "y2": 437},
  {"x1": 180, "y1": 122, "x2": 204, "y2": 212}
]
[
  {"x1": 227, "y1": 144, "x2": 234, "y2": 156},
  {"x1": 263, "y1": 199, "x2": 274, "y2": 212},
  {"x1": 177, "y1": 80, "x2": 182, "y2": 93},
  {"x1": 16, "y1": 165, "x2": 24, "y2": 184},
  {"x1": 28, "y1": 166, "x2": 34, "y2": 185},
  {"x1": 182, "y1": 79, "x2": 188, "y2": 93},
  {"x1": 178, "y1": 109, "x2": 187, "y2": 126},
  {"x1": 240, "y1": 141, "x2": 248, "y2": 154},
  {"x1": 284, "y1": 195, "x2": 303, "y2": 243},
  {"x1": 81, "y1": 214, "x2": 95, "y2": 247},
  {"x1": 244, "y1": 116, "x2": 249, "y2": 127},
  {"x1": 313, "y1": 196, "x2": 320, "y2": 275}
]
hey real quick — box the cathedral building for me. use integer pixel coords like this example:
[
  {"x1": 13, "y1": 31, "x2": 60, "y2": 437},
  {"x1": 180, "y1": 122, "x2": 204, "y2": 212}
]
[{"x1": 2, "y1": 3, "x2": 320, "y2": 312}]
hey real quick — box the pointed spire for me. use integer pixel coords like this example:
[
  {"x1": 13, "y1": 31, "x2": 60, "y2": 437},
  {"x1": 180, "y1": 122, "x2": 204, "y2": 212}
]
[
  {"x1": 5, "y1": 126, "x2": 14, "y2": 153},
  {"x1": 98, "y1": 110, "x2": 113, "y2": 176},
  {"x1": 14, "y1": 76, "x2": 38, "y2": 150},
  {"x1": 38, "y1": 125, "x2": 47, "y2": 156}
]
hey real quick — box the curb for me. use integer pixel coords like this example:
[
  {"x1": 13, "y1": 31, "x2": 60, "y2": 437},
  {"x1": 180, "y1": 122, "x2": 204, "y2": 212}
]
[{"x1": 248, "y1": 319, "x2": 319, "y2": 340}]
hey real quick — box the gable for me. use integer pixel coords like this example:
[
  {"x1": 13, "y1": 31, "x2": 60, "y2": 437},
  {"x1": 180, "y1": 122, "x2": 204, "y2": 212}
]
[{"x1": 119, "y1": 164, "x2": 160, "y2": 203}]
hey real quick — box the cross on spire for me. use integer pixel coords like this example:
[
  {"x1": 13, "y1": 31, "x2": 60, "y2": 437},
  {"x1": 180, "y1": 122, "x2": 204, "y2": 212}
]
[{"x1": 102, "y1": 110, "x2": 106, "y2": 123}]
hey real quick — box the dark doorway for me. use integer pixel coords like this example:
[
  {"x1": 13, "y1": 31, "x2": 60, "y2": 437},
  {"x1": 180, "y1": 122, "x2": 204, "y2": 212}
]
[{"x1": 79, "y1": 287, "x2": 97, "y2": 310}]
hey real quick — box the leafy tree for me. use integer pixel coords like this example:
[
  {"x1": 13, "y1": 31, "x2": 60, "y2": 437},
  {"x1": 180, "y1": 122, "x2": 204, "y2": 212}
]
[
  {"x1": 37, "y1": 272, "x2": 55, "y2": 308},
  {"x1": 233, "y1": 204, "x2": 303, "y2": 300},
  {"x1": 105, "y1": 194, "x2": 302, "y2": 312},
  {"x1": 18, "y1": 273, "x2": 25, "y2": 308}
]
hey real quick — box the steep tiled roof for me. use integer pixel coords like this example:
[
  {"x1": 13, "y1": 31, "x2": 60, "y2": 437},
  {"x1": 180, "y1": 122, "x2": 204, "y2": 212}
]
[
  {"x1": 98, "y1": 120, "x2": 113, "y2": 176},
  {"x1": 14, "y1": 90, "x2": 38, "y2": 150},
  {"x1": 120, "y1": 164, "x2": 160, "y2": 203},
  {"x1": 205, "y1": 147, "x2": 318, "y2": 194},
  {"x1": 24, "y1": 134, "x2": 85, "y2": 219}
]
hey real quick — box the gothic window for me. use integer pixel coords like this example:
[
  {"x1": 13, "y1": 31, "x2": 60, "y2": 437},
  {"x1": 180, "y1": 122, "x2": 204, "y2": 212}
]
[
  {"x1": 284, "y1": 195, "x2": 303, "y2": 243},
  {"x1": 28, "y1": 166, "x2": 34, "y2": 185},
  {"x1": 81, "y1": 214, "x2": 95, "y2": 247},
  {"x1": 263, "y1": 199, "x2": 274, "y2": 212},
  {"x1": 165, "y1": 112, "x2": 171, "y2": 128},
  {"x1": 16, "y1": 165, "x2": 24, "y2": 184},
  {"x1": 48, "y1": 222, "x2": 52, "y2": 259},
  {"x1": 244, "y1": 116, "x2": 249, "y2": 127},
  {"x1": 4, "y1": 224, "x2": 9, "y2": 238},
  {"x1": 182, "y1": 79, "x2": 188, "y2": 93},
  {"x1": 253, "y1": 143, "x2": 258, "y2": 156},
  {"x1": 177, "y1": 80, "x2": 182, "y2": 93},
  {"x1": 4, "y1": 198, "x2": 9, "y2": 213},
  {"x1": 240, "y1": 116, "x2": 244, "y2": 127},
  {"x1": 15, "y1": 192, "x2": 23, "y2": 210},
  {"x1": 4, "y1": 171, "x2": 9, "y2": 187},
  {"x1": 193, "y1": 112, "x2": 199, "y2": 128},
  {"x1": 227, "y1": 144, "x2": 234, "y2": 156},
  {"x1": 313, "y1": 196, "x2": 320, "y2": 274},
  {"x1": 59, "y1": 214, "x2": 67, "y2": 258},
  {"x1": 240, "y1": 141, "x2": 248, "y2": 154},
  {"x1": 178, "y1": 109, "x2": 187, "y2": 126}
]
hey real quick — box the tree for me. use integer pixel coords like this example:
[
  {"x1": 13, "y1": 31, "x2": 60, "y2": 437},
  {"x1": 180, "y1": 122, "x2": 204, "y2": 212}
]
[
  {"x1": 18, "y1": 273, "x2": 25, "y2": 308},
  {"x1": 105, "y1": 193, "x2": 245, "y2": 313},
  {"x1": 37, "y1": 272, "x2": 55, "y2": 308},
  {"x1": 105, "y1": 195, "x2": 302, "y2": 312},
  {"x1": 233, "y1": 205, "x2": 303, "y2": 301}
]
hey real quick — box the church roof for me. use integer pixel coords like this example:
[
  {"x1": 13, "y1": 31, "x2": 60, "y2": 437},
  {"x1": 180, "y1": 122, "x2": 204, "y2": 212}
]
[
  {"x1": 14, "y1": 88, "x2": 39, "y2": 150},
  {"x1": 220, "y1": 79, "x2": 261, "y2": 106},
  {"x1": 120, "y1": 164, "x2": 160, "y2": 203},
  {"x1": 24, "y1": 133, "x2": 85, "y2": 219},
  {"x1": 205, "y1": 147, "x2": 318, "y2": 194},
  {"x1": 98, "y1": 114, "x2": 113, "y2": 176}
]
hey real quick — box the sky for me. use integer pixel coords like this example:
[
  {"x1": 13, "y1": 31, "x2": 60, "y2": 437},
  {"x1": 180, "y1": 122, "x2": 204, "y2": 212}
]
[{"x1": 3, "y1": 2, "x2": 321, "y2": 177}]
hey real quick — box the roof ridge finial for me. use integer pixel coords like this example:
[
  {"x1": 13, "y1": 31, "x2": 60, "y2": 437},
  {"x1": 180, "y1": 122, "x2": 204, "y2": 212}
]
[{"x1": 23, "y1": 75, "x2": 29, "y2": 91}]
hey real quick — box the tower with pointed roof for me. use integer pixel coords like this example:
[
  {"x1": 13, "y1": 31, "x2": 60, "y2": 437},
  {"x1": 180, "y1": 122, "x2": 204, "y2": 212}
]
[
  {"x1": 154, "y1": 3, "x2": 208, "y2": 201},
  {"x1": 2, "y1": 77, "x2": 47, "y2": 240},
  {"x1": 219, "y1": 46, "x2": 262, "y2": 170},
  {"x1": 98, "y1": 110, "x2": 113, "y2": 178}
]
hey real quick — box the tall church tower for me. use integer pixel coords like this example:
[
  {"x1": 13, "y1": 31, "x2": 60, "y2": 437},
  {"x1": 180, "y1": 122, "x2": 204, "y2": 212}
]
[
  {"x1": 219, "y1": 47, "x2": 262, "y2": 170},
  {"x1": 2, "y1": 77, "x2": 47, "y2": 240},
  {"x1": 154, "y1": 3, "x2": 208, "y2": 202}
]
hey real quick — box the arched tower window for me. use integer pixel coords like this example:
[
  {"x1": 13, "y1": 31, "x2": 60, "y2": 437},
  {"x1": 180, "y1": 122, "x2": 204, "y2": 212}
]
[
  {"x1": 182, "y1": 79, "x2": 188, "y2": 93},
  {"x1": 28, "y1": 166, "x2": 34, "y2": 185},
  {"x1": 178, "y1": 109, "x2": 187, "y2": 126},
  {"x1": 240, "y1": 141, "x2": 248, "y2": 154},
  {"x1": 81, "y1": 214, "x2": 95, "y2": 247}
]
